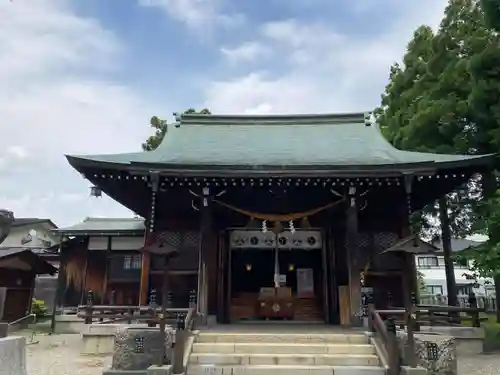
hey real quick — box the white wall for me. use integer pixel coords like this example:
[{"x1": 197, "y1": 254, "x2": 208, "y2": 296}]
[
  {"x1": 1, "y1": 224, "x2": 58, "y2": 248},
  {"x1": 416, "y1": 254, "x2": 495, "y2": 296}
]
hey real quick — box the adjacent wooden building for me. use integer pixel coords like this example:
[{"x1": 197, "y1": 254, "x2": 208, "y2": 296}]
[
  {"x1": 61, "y1": 112, "x2": 494, "y2": 325},
  {"x1": 53, "y1": 218, "x2": 198, "y2": 308},
  {"x1": 0, "y1": 248, "x2": 57, "y2": 322}
]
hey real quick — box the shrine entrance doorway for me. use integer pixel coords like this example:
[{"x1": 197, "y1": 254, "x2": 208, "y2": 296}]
[{"x1": 227, "y1": 229, "x2": 327, "y2": 323}]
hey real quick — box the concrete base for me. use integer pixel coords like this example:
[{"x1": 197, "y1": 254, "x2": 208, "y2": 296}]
[
  {"x1": 0, "y1": 336, "x2": 27, "y2": 375},
  {"x1": 54, "y1": 314, "x2": 85, "y2": 334},
  {"x1": 419, "y1": 326, "x2": 484, "y2": 356},
  {"x1": 146, "y1": 365, "x2": 172, "y2": 375},
  {"x1": 400, "y1": 366, "x2": 427, "y2": 375},
  {"x1": 101, "y1": 365, "x2": 172, "y2": 375},
  {"x1": 82, "y1": 332, "x2": 116, "y2": 355},
  {"x1": 82, "y1": 324, "x2": 153, "y2": 356},
  {"x1": 186, "y1": 365, "x2": 385, "y2": 375},
  {"x1": 102, "y1": 369, "x2": 146, "y2": 375}
]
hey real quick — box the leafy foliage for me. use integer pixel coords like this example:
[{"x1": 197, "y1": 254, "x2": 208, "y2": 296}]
[
  {"x1": 141, "y1": 108, "x2": 211, "y2": 151},
  {"x1": 376, "y1": 0, "x2": 500, "y2": 318},
  {"x1": 31, "y1": 298, "x2": 48, "y2": 318},
  {"x1": 481, "y1": 0, "x2": 500, "y2": 32},
  {"x1": 417, "y1": 271, "x2": 428, "y2": 294},
  {"x1": 457, "y1": 191, "x2": 500, "y2": 279}
]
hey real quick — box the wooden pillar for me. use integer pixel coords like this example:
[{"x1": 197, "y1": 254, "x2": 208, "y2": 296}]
[
  {"x1": 80, "y1": 243, "x2": 89, "y2": 305},
  {"x1": 139, "y1": 253, "x2": 150, "y2": 305},
  {"x1": 101, "y1": 236, "x2": 111, "y2": 304},
  {"x1": 403, "y1": 175, "x2": 419, "y2": 304},
  {"x1": 346, "y1": 186, "x2": 362, "y2": 326},
  {"x1": 198, "y1": 187, "x2": 212, "y2": 325},
  {"x1": 50, "y1": 235, "x2": 66, "y2": 333},
  {"x1": 140, "y1": 172, "x2": 159, "y2": 306}
]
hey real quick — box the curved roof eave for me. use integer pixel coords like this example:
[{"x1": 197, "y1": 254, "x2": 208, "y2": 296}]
[{"x1": 65, "y1": 152, "x2": 496, "y2": 177}]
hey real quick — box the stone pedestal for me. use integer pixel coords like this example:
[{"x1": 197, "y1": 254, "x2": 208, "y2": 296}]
[
  {"x1": 398, "y1": 331, "x2": 457, "y2": 375},
  {"x1": 0, "y1": 336, "x2": 27, "y2": 375},
  {"x1": 103, "y1": 326, "x2": 174, "y2": 374}
]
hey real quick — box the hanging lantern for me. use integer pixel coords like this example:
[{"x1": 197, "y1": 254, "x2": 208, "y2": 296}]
[
  {"x1": 90, "y1": 186, "x2": 102, "y2": 197},
  {"x1": 245, "y1": 263, "x2": 252, "y2": 271}
]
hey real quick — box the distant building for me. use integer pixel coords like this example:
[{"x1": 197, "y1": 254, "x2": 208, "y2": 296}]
[
  {"x1": 415, "y1": 238, "x2": 495, "y2": 297},
  {"x1": 0, "y1": 218, "x2": 61, "y2": 312}
]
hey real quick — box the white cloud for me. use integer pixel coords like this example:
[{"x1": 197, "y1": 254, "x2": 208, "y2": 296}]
[
  {"x1": 0, "y1": 0, "x2": 159, "y2": 226},
  {"x1": 138, "y1": 0, "x2": 244, "y2": 31},
  {"x1": 6, "y1": 146, "x2": 29, "y2": 159},
  {"x1": 220, "y1": 42, "x2": 271, "y2": 63},
  {"x1": 204, "y1": 1, "x2": 449, "y2": 114}
]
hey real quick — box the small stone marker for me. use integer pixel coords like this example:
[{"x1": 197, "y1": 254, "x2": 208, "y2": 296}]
[{"x1": 108, "y1": 326, "x2": 174, "y2": 372}]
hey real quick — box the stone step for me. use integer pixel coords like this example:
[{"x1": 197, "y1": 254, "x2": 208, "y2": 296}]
[
  {"x1": 192, "y1": 342, "x2": 376, "y2": 355},
  {"x1": 196, "y1": 333, "x2": 369, "y2": 344},
  {"x1": 189, "y1": 353, "x2": 380, "y2": 366},
  {"x1": 187, "y1": 364, "x2": 386, "y2": 375}
]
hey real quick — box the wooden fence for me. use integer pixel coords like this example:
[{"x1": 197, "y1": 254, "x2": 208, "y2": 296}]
[
  {"x1": 365, "y1": 292, "x2": 485, "y2": 375},
  {"x1": 420, "y1": 294, "x2": 497, "y2": 313},
  {"x1": 77, "y1": 289, "x2": 197, "y2": 374}
]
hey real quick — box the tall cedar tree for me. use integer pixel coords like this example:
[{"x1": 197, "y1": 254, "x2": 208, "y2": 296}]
[
  {"x1": 142, "y1": 108, "x2": 211, "y2": 151},
  {"x1": 375, "y1": 24, "x2": 462, "y2": 308},
  {"x1": 378, "y1": 0, "x2": 500, "y2": 320},
  {"x1": 481, "y1": 0, "x2": 500, "y2": 31}
]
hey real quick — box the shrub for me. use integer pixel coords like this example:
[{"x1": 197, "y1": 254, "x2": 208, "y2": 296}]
[{"x1": 31, "y1": 298, "x2": 48, "y2": 318}]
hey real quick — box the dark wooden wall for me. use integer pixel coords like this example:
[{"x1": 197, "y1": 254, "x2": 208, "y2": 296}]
[{"x1": 0, "y1": 269, "x2": 34, "y2": 322}]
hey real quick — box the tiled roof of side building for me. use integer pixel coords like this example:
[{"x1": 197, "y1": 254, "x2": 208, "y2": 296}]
[
  {"x1": 432, "y1": 238, "x2": 483, "y2": 253},
  {"x1": 12, "y1": 218, "x2": 57, "y2": 228},
  {"x1": 65, "y1": 112, "x2": 495, "y2": 173},
  {"x1": 53, "y1": 217, "x2": 145, "y2": 235}
]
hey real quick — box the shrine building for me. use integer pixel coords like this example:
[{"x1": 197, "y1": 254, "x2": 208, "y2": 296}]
[{"x1": 57, "y1": 112, "x2": 494, "y2": 325}]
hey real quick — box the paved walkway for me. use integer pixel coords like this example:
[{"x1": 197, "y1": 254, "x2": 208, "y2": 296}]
[{"x1": 21, "y1": 332, "x2": 500, "y2": 375}]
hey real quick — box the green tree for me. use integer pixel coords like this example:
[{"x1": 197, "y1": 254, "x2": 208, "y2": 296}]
[
  {"x1": 142, "y1": 108, "x2": 211, "y2": 151},
  {"x1": 375, "y1": 23, "x2": 464, "y2": 308},
  {"x1": 378, "y1": 0, "x2": 500, "y2": 320},
  {"x1": 481, "y1": 0, "x2": 500, "y2": 31}
]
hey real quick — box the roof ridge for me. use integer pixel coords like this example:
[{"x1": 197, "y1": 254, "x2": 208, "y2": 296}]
[
  {"x1": 178, "y1": 112, "x2": 371, "y2": 126},
  {"x1": 85, "y1": 217, "x2": 144, "y2": 222}
]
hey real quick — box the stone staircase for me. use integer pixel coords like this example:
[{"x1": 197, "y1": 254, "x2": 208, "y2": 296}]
[{"x1": 187, "y1": 331, "x2": 386, "y2": 375}]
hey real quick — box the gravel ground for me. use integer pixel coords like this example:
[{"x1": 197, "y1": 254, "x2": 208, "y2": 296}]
[
  {"x1": 22, "y1": 333, "x2": 500, "y2": 375},
  {"x1": 25, "y1": 334, "x2": 111, "y2": 375},
  {"x1": 458, "y1": 354, "x2": 500, "y2": 375}
]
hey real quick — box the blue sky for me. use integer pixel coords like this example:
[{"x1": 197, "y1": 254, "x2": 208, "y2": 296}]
[{"x1": 0, "y1": 0, "x2": 449, "y2": 226}]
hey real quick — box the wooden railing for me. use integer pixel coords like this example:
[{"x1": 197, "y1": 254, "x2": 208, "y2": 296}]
[
  {"x1": 367, "y1": 305, "x2": 404, "y2": 375},
  {"x1": 366, "y1": 292, "x2": 485, "y2": 375},
  {"x1": 77, "y1": 289, "x2": 197, "y2": 374}
]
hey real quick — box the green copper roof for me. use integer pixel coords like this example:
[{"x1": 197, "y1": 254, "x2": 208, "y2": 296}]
[
  {"x1": 66, "y1": 112, "x2": 494, "y2": 173},
  {"x1": 54, "y1": 217, "x2": 145, "y2": 235}
]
